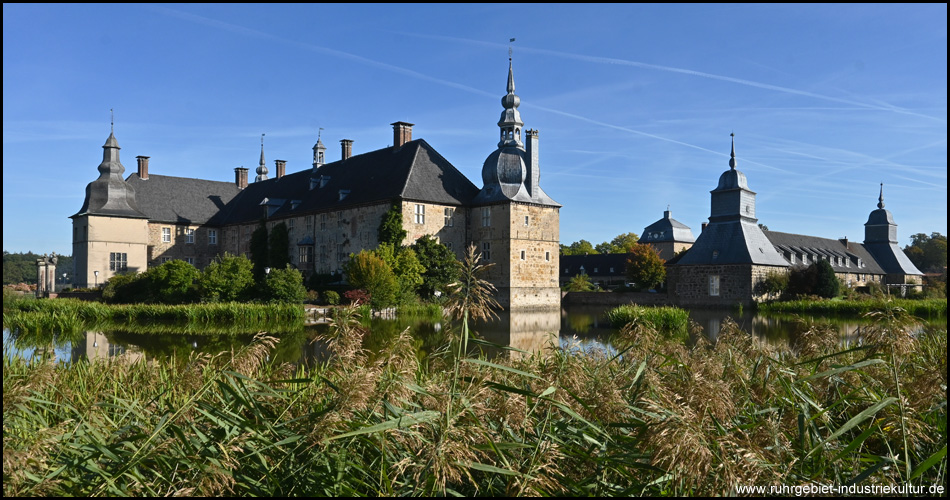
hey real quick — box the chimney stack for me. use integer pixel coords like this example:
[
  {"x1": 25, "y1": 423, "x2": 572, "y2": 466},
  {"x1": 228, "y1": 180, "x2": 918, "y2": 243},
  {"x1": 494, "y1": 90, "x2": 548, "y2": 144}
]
[
  {"x1": 136, "y1": 156, "x2": 150, "y2": 180},
  {"x1": 341, "y1": 139, "x2": 353, "y2": 160},
  {"x1": 234, "y1": 167, "x2": 248, "y2": 189},
  {"x1": 701, "y1": 222, "x2": 707, "y2": 234},
  {"x1": 391, "y1": 121, "x2": 414, "y2": 148},
  {"x1": 275, "y1": 159, "x2": 286, "y2": 179},
  {"x1": 525, "y1": 129, "x2": 539, "y2": 197}
]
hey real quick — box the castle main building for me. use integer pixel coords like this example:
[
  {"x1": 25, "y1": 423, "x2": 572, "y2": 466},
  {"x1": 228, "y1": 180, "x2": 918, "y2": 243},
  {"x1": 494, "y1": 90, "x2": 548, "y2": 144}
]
[{"x1": 70, "y1": 61, "x2": 561, "y2": 309}]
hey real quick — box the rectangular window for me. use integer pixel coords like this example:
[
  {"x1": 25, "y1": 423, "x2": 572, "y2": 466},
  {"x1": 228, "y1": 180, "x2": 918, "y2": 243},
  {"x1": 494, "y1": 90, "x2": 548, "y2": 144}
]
[
  {"x1": 446, "y1": 242, "x2": 453, "y2": 251},
  {"x1": 545, "y1": 251, "x2": 551, "y2": 262},
  {"x1": 162, "y1": 227, "x2": 171, "y2": 243},
  {"x1": 288, "y1": 218, "x2": 295, "y2": 238},
  {"x1": 161, "y1": 257, "x2": 171, "y2": 264},
  {"x1": 444, "y1": 207, "x2": 454, "y2": 227},
  {"x1": 524, "y1": 215, "x2": 529, "y2": 226},
  {"x1": 320, "y1": 245, "x2": 328, "y2": 262},
  {"x1": 109, "y1": 252, "x2": 128, "y2": 271},
  {"x1": 306, "y1": 215, "x2": 315, "y2": 232},
  {"x1": 415, "y1": 204, "x2": 425, "y2": 224},
  {"x1": 337, "y1": 244, "x2": 346, "y2": 262},
  {"x1": 482, "y1": 207, "x2": 491, "y2": 227},
  {"x1": 185, "y1": 228, "x2": 195, "y2": 244},
  {"x1": 610, "y1": 267, "x2": 615, "y2": 273},
  {"x1": 709, "y1": 275, "x2": 720, "y2": 297},
  {"x1": 481, "y1": 242, "x2": 491, "y2": 262},
  {"x1": 520, "y1": 250, "x2": 526, "y2": 261},
  {"x1": 319, "y1": 214, "x2": 325, "y2": 231},
  {"x1": 208, "y1": 229, "x2": 217, "y2": 245},
  {"x1": 185, "y1": 257, "x2": 195, "y2": 266},
  {"x1": 298, "y1": 246, "x2": 313, "y2": 263}
]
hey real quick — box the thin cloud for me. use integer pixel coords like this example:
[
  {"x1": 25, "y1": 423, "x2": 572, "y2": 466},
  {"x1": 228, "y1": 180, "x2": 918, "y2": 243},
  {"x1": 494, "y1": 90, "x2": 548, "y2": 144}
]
[{"x1": 394, "y1": 32, "x2": 946, "y2": 124}]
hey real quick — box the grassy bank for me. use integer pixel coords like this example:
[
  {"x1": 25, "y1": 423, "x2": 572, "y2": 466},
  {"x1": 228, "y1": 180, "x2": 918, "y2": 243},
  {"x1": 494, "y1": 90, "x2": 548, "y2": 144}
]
[
  {"x1": 4, "y1": 297, "x2": 305, "y2": 335},
  {"x1": 758, "y1": 297, "x2": 946, "y2": 318},
  {"x1": 7, "y1": 303, "x2": 943, "y2": 496}
]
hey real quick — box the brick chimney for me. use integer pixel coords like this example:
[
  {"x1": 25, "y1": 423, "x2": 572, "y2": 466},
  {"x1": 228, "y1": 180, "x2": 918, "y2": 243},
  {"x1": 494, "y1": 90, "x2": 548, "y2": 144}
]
[
  {"x1": 275, "y1": 159, "x2": 286, "y2": 179},
  {"x1": 136, "y1": 156, "x2": 150, "y2": 180},
  {"x1": 391, "y1": 121, "x2": 414, "y2": 148},
  {"x1": 341, "y1": 139, "x2": 353, "y2": 160},
  {"x1": 234, "y1": 167, "x2": 248, "y2": 189}
]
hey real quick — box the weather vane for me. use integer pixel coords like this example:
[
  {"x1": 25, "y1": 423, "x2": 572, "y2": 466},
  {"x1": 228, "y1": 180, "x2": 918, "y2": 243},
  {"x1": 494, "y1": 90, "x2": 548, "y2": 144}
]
[
  {"x1": 261, "y1": 133, "x2": 265, "y2": 147},
  {"x1": 110, "y1": 108, "x2": 114, "y2": 133},
  {"x1": 318, "y1": 127, "x2": 324, "y2": 141},
  {"x1": 509, "y1": 37, "x2": 515, "y2": 60}
]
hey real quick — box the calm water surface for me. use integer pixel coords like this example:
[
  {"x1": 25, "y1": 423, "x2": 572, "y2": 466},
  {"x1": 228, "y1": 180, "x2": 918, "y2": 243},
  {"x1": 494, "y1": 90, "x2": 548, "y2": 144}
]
[{"x1": 3, "y1": 304, "x2": 944, "y2": 365}]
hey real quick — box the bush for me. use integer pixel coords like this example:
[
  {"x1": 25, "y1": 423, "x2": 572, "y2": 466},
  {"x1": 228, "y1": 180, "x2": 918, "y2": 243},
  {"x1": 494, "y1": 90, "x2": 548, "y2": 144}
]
[
  {"x1": 566, "y1": 273, "x2": 595, "y2": 292},
  {"x1": 323, "y1": 290, "x2": 340, "y2": 305},
  {"x1": 344, "y1": 250, "x2": 397, "y2": 309},
  {"x1": 198, "y1": 253, "x2": 255, "y2": 302},
  {"x1": 262, "y1": 266, "x2": 306, "y2": 304}
]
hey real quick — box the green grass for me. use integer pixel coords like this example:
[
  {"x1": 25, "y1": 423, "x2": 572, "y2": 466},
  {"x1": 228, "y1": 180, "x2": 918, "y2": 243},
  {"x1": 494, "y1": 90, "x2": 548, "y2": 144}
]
[
  {"x1": 604, "y1": 304, "x2": 691, "y2": 335},
  {"x1": 758, "y1": 297, "x2": 946, "y2": 318}
]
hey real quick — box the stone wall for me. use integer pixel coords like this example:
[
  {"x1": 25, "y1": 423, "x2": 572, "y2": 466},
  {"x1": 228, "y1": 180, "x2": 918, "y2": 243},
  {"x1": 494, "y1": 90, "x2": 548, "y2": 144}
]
[
  {"x1": 400, "y1": 200, "x2": 469, "y2": 256},
  {"x1": 668, "y1": 264, "x2": 786, "y2": 307},
  {"x1": 562, "y1": 291, "x2": 672, "y2": 306},
  {"x1": 147, "y1": 222, "x2": 222, "y2": 269},
  {"x1": 73, "y1": 215, "x2": 148, "y2": 288}
]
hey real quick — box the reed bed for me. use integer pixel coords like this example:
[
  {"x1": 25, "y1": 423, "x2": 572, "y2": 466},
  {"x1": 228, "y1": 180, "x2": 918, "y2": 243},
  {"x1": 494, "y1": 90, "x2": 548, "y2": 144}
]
[
  {"x1": 5, "y1": 303, "x2": 944, "y2": 496},
  {"x1": 759, "y1": 297, "x2": 946, "y2": 318},
  {"x1": 605, "y1": 304, "x2": 691, "y2": 335},
  {"x1": 4, "y1": 298, "x2": 304, "y2": 336}
]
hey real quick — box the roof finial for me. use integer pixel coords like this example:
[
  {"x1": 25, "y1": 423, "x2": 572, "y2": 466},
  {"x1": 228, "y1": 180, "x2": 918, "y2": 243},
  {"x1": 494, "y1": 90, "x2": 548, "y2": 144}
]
[
  {"x1": 729, "y1": 132, "x2": 737, "y2": 170},
  {"x1": 110, "y1": 108, "x2": 114, "y2": 134},
  {"x1": 317, "y1": 127, "x2": 323, "y2": 142},
  {"x1": 878, "y1": 182, "x2": 885, "y2": 209},
  {"x1": 508, "y1": 37, "x2": 515, "y2": 61}
]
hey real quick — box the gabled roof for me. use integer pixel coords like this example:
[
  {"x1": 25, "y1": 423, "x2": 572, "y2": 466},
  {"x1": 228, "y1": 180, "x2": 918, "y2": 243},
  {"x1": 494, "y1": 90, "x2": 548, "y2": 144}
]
[
  {"x1": 764, "y1": 230, "x2": 886, "y2": 275},
  {"x1": 215, "y1": 139, "x2": 479, "y2": 225},
  {"x1": 863, "y1": 242, "x2": 922, "y2": 275},
  {"x1": 126, "y1": 174, "x2": 241, "y2": 225}
]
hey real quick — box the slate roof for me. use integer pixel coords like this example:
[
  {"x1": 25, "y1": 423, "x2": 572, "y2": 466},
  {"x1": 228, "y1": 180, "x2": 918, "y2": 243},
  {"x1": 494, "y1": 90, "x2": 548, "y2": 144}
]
[
  {"x1": 213, "y1": 139, "x2": 479, "y2": 226},
  {"x1": 675, "y1": 219, "x2": 788, "y2": 266},
  {"x1": 641, "y1": 210, "x2": 695, "y2": 245},
  {"x1": 560, "y1": 253, "x2": 631, "y2": 278},
  {"x1": 863, "y1": 242, "x2": 922, "y2": 276},
  {"x1": 763, "y1": 230, "x2": 886, "y2": 275},
  {"x1": 125, "y1": 174, "x2": 241, "y2": 225}
]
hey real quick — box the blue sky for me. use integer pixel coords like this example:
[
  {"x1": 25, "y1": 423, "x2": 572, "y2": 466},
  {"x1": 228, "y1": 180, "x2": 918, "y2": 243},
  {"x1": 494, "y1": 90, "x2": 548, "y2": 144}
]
[{"x1": 3, "y1": 4, "x2": 946, "y2": 256}]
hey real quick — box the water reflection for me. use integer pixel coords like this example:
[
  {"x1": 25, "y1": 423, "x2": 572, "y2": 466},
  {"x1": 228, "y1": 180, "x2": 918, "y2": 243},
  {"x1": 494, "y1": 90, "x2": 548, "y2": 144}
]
[{"x1": 5, "y1": 304, "x2": 944, "y2": 365}]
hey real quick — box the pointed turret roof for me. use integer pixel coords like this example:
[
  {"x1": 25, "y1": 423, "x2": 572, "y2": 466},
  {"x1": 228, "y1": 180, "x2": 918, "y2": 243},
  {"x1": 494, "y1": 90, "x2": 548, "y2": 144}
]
[{"x1": 72, "y1": 129, "x2": 147, "y2": 219}]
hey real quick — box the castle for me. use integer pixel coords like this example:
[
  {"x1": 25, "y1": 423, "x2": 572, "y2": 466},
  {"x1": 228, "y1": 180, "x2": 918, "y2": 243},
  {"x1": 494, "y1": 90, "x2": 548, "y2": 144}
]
[{"x1": 70, "y1": 61, "x2": 561, "y2": 309}]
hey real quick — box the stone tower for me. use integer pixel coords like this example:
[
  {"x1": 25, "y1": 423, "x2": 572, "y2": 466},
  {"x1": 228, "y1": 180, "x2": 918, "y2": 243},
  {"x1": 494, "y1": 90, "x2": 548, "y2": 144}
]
[
  {"x1": 863, "y1": 184, "x2": 922, "y2": 290},
  {"x1": 70, "y1": 127, "x2": 149, "y2": 288},
  {"x1": 471, "y1": 58, "x2": 561, "y2": 309}
]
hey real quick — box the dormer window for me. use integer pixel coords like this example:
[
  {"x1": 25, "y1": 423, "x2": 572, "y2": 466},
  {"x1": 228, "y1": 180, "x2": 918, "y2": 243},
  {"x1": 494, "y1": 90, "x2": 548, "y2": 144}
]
[{"x1": 338, "y1": 190, "x2": 350, "y2": 201}]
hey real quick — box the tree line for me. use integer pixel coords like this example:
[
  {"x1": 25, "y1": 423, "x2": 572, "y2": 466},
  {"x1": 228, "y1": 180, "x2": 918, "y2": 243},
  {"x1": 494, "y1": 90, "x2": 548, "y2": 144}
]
[{"x1": 3, "y1": 251, "x2": 73, "y2": 286}]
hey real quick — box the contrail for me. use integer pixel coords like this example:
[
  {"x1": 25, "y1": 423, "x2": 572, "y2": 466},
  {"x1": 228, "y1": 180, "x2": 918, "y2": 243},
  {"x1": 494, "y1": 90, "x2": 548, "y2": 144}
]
[{"x1": 392, "y1": 32, "x2": 946, "y2": 124}]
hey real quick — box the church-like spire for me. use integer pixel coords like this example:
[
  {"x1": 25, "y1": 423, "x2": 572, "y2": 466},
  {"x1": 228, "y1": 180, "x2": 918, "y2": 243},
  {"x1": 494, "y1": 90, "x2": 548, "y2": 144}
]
[
  {"x1": 255, "y1": 133, "x2": 269, "y2": 182},
  {"x1": 729, "y1": 132, "x2": 737, "y2": 170},
  {"x1": 497, "y1": 57, "x2": 524, "y2": 148},
  {"x1": 878, "y1": 183, "x2": 885, "y2": 209}
]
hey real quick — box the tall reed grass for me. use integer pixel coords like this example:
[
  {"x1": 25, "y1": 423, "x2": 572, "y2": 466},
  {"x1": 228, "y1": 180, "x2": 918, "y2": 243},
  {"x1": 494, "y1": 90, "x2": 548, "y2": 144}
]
[{"x1": 3, "y1": 290, "x2": 946, "y2": 495}]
